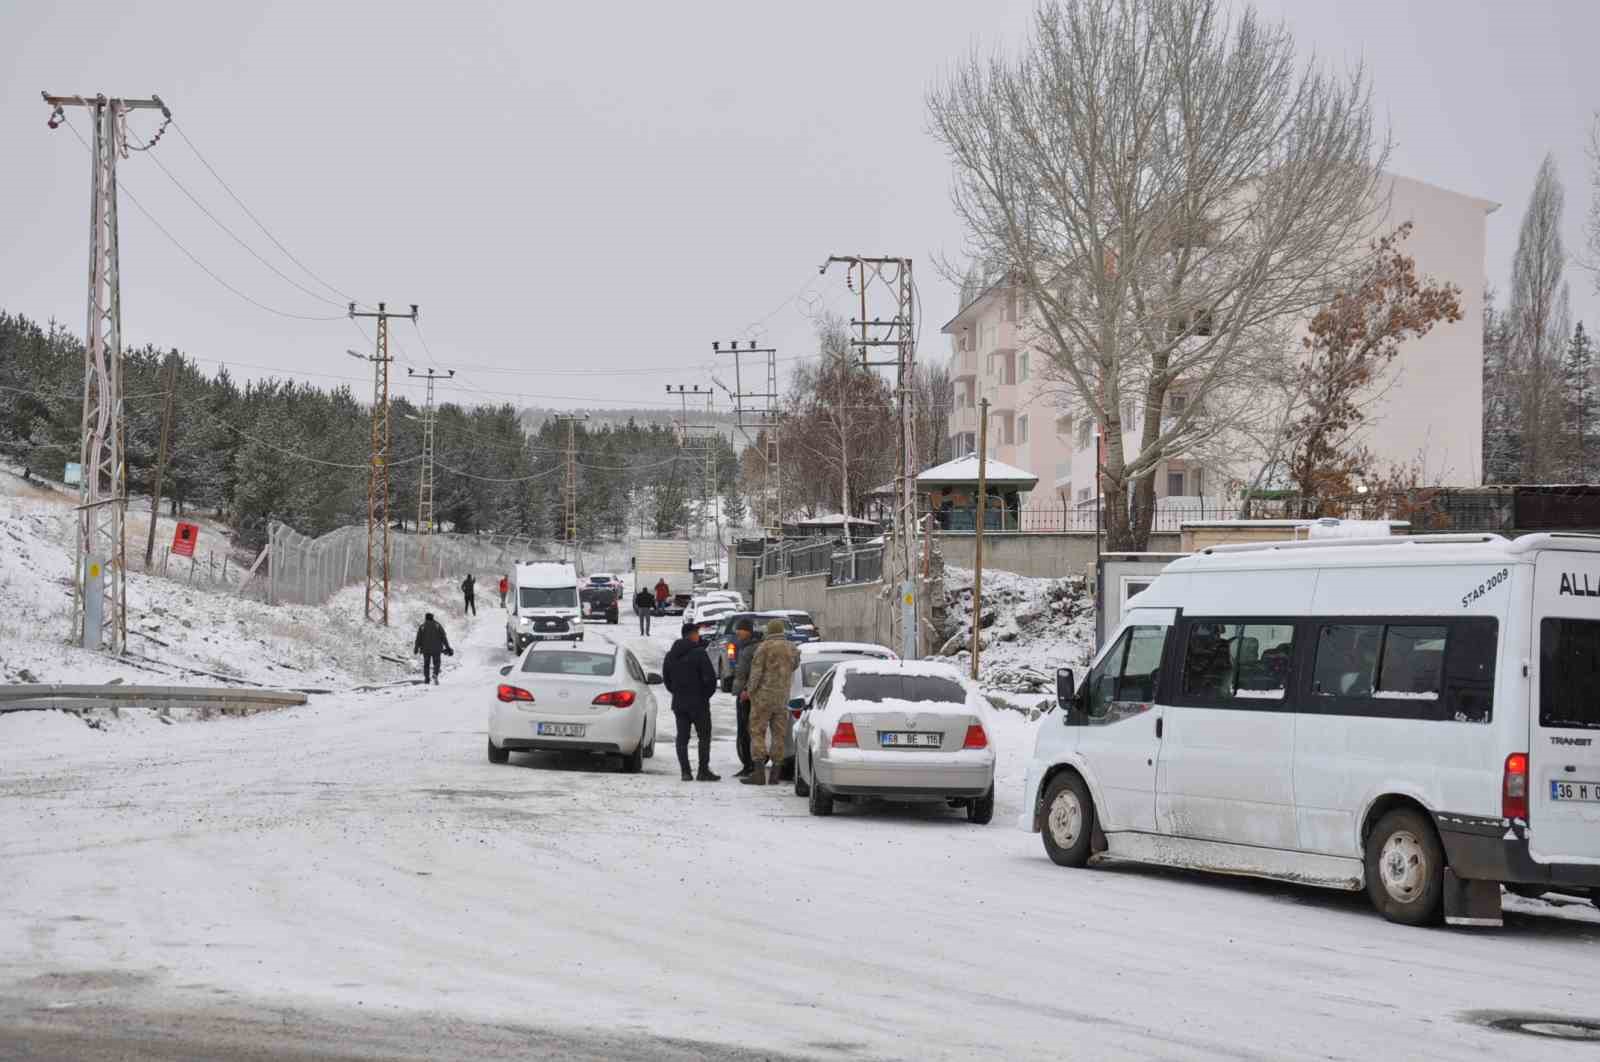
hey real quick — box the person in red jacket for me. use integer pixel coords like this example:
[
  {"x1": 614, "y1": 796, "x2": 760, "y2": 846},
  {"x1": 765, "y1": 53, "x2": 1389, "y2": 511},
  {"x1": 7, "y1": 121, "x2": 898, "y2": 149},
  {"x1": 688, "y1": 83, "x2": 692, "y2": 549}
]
[
  {"x1": 654, "y1": 578, "x2": 670, "y2": 608},
  {"x1": 498, "y1": 575, "x2": 509, "y2": 608}
]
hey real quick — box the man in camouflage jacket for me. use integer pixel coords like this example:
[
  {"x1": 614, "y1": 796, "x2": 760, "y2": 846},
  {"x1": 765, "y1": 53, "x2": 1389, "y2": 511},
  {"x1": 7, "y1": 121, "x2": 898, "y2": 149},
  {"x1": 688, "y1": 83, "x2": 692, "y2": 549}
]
[{"x1": 741, "y1": 618, "x2": 800, "y2": 785}]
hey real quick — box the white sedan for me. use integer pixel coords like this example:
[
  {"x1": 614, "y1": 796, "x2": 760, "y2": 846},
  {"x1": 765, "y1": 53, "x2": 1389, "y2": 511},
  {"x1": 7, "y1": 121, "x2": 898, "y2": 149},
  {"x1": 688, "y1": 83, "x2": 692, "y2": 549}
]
[
  {"x1": 791, "y1": 659, "x2": 996, "y2": 823},
  {"x1": 487, "y1": 642, "x2": 661, "y2": 772}
]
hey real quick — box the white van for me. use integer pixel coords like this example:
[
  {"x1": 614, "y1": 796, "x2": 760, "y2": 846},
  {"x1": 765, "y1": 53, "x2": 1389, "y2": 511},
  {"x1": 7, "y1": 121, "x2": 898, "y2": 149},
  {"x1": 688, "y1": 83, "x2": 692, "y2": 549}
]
[
  {"x1": 506, "y1": 562, "x2": 583, "y2": 653},
  {"x1": 1021, "y1": 532, "x2": 1600, "y2": 927}
]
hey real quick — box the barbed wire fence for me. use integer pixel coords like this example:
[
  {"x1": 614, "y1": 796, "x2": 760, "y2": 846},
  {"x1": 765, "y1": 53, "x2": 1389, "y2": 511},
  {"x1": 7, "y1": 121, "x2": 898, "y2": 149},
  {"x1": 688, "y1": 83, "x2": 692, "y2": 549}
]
[{"x1": 260, "y1": 522, "x2": 552, "y2": 607}]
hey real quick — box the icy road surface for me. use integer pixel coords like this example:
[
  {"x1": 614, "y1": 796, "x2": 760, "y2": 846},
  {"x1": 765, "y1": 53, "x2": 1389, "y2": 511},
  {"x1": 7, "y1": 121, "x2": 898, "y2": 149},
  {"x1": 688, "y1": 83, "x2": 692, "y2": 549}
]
[{"x1": 2, "y1": 613, "x2": 1596, "y2": 1061}]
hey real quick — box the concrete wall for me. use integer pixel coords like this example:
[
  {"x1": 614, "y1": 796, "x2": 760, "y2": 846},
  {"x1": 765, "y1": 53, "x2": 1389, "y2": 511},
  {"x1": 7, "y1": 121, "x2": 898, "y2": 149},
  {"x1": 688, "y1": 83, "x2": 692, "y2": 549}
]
[
  {"x1": 753, "y1": 572, "x2": 937, "y2": 654},
  {"x1": 935, "y1": 531, "x2": 1182, "y2": 579}
]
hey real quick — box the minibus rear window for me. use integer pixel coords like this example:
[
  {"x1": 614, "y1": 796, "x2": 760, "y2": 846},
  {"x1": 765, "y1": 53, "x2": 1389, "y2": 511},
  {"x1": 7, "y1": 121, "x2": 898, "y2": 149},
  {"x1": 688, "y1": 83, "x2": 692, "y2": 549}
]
[{"x1": 1540, "y1": 618, "x2": 1600, "y2": 730}]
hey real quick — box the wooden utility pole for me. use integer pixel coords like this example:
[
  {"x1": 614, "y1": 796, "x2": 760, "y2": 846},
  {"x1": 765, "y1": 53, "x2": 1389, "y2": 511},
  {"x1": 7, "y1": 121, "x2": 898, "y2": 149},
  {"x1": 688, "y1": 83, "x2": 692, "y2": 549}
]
[
  {"x1": 970, "y1": 398, "x2": 989, "y2": 680},
  {"x1": 144, "y1": 354, "x2": 178, "y2": 569}
]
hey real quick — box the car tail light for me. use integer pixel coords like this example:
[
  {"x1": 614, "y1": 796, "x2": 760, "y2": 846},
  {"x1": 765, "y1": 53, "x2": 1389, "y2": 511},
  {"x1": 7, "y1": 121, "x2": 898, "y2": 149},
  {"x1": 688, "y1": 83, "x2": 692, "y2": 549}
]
[
  {"x1": 1503, "y1": 752, "x2": 1529, "y2": 820},
  {"x1": 593, "y1": 690, "x2": 637, "y2": 708},
  {"x1": 497, "y1": 684, "x2": 534, "y2": 703},
  {"x1": 726, "y1": 642, "x2": 737, "y2": 659},
  {"x1": 831, "y1": 721, "x2": 858, "y2": 748},
  {"x1": 963, "y1": 724, "x2": 989, "y2": 750}
]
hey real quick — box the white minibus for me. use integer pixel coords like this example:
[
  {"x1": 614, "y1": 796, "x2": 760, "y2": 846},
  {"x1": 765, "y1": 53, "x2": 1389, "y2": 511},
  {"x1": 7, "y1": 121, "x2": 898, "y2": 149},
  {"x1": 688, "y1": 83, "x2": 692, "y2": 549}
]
[{"x1": 1022, "y1": 532, "x2": 1600, "y2": 926}]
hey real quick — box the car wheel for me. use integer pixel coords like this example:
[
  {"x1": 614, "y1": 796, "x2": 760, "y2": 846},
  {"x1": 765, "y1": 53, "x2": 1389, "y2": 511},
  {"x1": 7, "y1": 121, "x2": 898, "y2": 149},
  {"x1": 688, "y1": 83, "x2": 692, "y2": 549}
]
[
  {"x1": 967, "y1": 785, "x2": 995, "y2": 825},
  {"x1": 642, "y1": 722, "x2": 655, "y2": 758},
  {"x1": 487, "y1": 737, "x2": 509, "y2": 765},
  {"x1": 780, "y1": 757, "x2": 795, "y2": 782},
  {"x1": 620, "y1": 734, "x2": 644, "y2": 774},
  {"x1": 1040, "y1": 772, "x2": 1094, "y2": 867},
  {"x1": 1364, "y1": 808, "x2": 1445, "y2": 926},
  {"x1": 807, "y1": 757, "x2": 833, "y2": 816},
  {"x1": 793, "y1": 759, "x2": 810, "y2": 797}
]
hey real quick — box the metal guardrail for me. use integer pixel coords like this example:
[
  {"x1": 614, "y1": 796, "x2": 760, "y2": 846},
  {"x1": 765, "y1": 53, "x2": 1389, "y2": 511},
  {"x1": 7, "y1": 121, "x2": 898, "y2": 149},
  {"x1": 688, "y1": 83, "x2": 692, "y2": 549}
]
[{"x1": 0, "y1": 685, "x2": 308, "y2": 714}]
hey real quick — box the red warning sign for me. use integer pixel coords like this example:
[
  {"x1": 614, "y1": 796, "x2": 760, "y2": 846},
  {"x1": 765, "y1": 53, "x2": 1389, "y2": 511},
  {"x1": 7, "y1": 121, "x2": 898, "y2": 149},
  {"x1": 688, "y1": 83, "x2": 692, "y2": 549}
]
[{"x1": 171, "y1": 522, "x2": 200, "y2": 558}]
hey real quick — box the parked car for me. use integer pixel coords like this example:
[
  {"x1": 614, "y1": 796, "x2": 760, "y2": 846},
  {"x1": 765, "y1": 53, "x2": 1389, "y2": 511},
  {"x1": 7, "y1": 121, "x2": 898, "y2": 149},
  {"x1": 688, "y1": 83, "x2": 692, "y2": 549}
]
[
  {"x1": 692, "y1": 601, "x2": 738, "y2": 637},
  {"x1": 587, "y1": 572, "x2": 625, "y2": 597},
  {"x1": 488, "y1": 642, "x2": 662, "y2": 773},
  {"x1": 708, "y1": 611, "x2": 823, "y2": 690},
  {"x1": 792, "y1": 659, "x2": 995, "y2": 823},
  {"x1": 703, "y1": 589, "x2": 745, "y2": 609},
  {"x1": 777, "y1": 642, "x2": 898, "y2": 780},
  {"x1": 579, "y1": 585, "x2": 620, "y2": 625},
  {"x1": 1021, "y1": 532, "x2": 1600, "y2": 927}
]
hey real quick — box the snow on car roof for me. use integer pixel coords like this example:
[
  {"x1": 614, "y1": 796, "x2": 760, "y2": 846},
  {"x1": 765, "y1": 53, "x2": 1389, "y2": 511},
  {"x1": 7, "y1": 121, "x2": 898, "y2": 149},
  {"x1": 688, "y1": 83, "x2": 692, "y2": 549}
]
[
  {"x1": 801, "y1": 641, "x2": 896, "y2": 658},
  {"x1": 762, "y1": 609, "x2": 815, "y2": 618},
  {"x1": 830, "y1": 657, "x2": 966, "y2": 679}
]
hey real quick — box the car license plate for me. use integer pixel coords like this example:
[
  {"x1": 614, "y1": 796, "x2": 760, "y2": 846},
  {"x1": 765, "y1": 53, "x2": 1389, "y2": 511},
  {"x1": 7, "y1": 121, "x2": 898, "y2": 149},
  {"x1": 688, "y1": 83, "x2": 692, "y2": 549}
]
[
  {"x1": 537, "y1": 723, "x2": 586, "y2": 737},
  {"x1": 880, "y1": 732, "x2": 941, "y2": 748},
  {"x1": 1551, "y1": 780, "x2": 1600, "y2": 802}
]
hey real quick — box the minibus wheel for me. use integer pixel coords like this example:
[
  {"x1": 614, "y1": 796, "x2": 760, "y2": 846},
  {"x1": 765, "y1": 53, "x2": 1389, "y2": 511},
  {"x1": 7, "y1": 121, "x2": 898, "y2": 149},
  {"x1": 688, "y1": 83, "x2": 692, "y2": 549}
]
[
  {"x1": 1041, "y1": 772, "x2": 1094, "y2": 868},
  {"x1": 1364, "y1": 808, "x2": 1444, "y2": 926}
]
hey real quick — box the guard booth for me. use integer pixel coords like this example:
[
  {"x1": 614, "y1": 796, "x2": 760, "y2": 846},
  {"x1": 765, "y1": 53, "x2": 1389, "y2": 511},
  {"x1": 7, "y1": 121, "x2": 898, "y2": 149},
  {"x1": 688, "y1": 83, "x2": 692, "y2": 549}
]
[{"x1": 1096, "y1": 552, "x2": 1187, "y2": 649}]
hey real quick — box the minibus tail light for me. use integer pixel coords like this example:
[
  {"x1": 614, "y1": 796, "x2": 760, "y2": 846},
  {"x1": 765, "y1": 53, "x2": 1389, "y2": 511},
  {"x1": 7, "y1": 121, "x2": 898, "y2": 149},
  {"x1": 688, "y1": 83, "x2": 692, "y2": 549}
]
[{"x1": 1503, "y1": 752, "x2": 1529, "y2": 821}]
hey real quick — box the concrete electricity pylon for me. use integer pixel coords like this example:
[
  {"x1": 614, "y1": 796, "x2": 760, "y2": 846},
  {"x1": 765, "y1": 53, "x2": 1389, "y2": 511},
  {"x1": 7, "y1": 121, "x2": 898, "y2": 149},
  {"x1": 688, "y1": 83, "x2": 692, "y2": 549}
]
[
  {"x1": 43, "y1": 91, "x2": 171, "y2": 653},
  {"x1": 408, "y1": 366, "x2": 454, "y2": 566},
  {"x1": 822, "y1": 254, "x2": 918, "y2": 658},
  {"x1": 712, "y1": 341, "x2": 780, "y2": 538},
  {"x1": 553, "y1": 413, "x2": 588, "y2": 566},
  {"x1": 666, "y1": 384, "x2": 716, "y2": 554},
  {"x1": 348, "y1": 302, "x2": 418, "y2": 625}
]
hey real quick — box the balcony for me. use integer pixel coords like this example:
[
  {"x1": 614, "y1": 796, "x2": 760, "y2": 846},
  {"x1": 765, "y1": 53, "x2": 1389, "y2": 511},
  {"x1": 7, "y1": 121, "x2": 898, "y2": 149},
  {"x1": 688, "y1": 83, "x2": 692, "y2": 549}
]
[{"x1": 952, "y1": 350, "x2": 978, "y2": 380}]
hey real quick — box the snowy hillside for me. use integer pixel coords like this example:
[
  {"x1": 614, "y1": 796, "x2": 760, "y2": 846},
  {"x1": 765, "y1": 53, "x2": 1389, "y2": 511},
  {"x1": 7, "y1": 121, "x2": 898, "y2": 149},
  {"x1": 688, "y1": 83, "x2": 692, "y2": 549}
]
[
  {"x1": 0, "y1": 469, "x2": 470, "y2": 692},
  {"x1": 933, "y1": 565, "x2": 1096, "y2": 708}
]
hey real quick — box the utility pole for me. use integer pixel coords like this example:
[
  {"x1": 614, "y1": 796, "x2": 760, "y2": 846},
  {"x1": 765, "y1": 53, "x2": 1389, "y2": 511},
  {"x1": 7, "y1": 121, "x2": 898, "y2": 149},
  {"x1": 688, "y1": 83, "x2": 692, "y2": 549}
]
[
  {"x1": 971, "y1": 398, "x2": 989, "y2": 680},
  {"x1": 408, "y1": 366, "x2": 454, "y2": 565},
  {"x1": 348, "y1": 302, "x2": 418, "y2": 625},
  {"x1": 553, "y1": 414, "x2": 588, "y2": 567},
  {"x1": 144, "y1": 352, "x2": 178, "y2": 570},
  {"x1": 44, "y1": 91, "x2": 170, "y2": 653},
  {"x1": 666, "y1": 384, "x2": 715, "y2": 557},
  {"x1": 713, "y1": 341, "x2": 780, "y2": 538},
  {"x1": 822, "y1": 254, "x2": 918, "y2": 658}
]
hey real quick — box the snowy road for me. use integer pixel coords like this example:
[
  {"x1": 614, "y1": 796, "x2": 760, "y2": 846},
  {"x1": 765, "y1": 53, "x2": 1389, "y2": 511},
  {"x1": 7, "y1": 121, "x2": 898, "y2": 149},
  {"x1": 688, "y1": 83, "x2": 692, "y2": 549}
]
[{"x1": 2, "y1": 611, "x2": 1597, "y2": 1061}]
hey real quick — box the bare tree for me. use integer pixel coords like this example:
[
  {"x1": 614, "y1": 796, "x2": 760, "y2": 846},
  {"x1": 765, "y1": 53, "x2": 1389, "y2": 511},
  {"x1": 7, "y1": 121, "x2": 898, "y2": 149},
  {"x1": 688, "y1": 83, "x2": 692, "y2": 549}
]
[
  {"x1": 927, "y1": 0, "x2": 1386, "y2": 549},
  {"x1": 1507, "y1": 153, "x2": 1570, "y2": 483}
]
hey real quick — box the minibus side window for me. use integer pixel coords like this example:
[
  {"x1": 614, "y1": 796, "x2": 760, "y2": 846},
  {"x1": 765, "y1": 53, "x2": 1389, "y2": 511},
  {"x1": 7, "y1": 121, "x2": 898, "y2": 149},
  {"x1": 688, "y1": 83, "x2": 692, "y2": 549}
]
[
  {"x1": 1374, "y1": 625, "x2": 1447, "y2": 699},
  {"x1": 1312, "y1": 625, "x2": 1382, "y2": 698},
  {"x1": 1085, "y1": 632, "x2": 1130, "y2": 719},
  {"x1": 1444, "y1": 619, "x2": 1496, "y2": 723},
  {"x1": 1085, "y1": 626, "x2": 1166, "y2": 719},
  {"x1": 1182, "y1": 621, "x2": 1295, "y2": 702}
]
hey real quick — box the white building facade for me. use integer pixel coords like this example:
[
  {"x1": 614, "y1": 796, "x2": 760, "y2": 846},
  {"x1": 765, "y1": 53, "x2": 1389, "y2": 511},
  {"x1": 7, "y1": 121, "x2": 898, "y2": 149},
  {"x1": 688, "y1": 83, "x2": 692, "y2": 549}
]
[{"x1": 942, "y1": 174, "x2": 1497, "y2": 523}]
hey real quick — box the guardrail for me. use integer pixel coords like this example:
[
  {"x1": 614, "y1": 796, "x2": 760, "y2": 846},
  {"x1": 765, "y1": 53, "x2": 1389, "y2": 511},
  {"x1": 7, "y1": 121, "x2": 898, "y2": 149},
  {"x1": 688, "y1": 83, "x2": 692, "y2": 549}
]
[{"x1": 0, "y1": 685, "x2": 308, "y2": 715}]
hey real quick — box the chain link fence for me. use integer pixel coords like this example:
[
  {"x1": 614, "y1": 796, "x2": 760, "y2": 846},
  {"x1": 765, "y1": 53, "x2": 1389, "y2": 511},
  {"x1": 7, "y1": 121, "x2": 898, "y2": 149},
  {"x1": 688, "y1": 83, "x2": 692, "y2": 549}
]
[{"x1": 263, "y1": 522, "x2": 549, "y2": 607}]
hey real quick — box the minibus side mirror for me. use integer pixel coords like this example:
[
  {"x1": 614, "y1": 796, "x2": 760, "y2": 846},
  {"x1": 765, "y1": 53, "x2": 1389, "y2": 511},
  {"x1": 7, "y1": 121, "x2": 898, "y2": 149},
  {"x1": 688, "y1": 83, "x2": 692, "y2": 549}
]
[{"x1": 1055, "y1": 667, "x2": 1075, "y2": 710}]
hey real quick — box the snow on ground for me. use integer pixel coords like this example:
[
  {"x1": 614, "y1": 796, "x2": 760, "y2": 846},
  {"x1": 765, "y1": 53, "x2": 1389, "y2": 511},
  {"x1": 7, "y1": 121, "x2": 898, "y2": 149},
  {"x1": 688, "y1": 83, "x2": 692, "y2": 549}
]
[
  {"x1": 932, "y1": 565, "x2": 1096, "y2": 710},
  {"x1": 0, "y1": 469, "x2": 471, "y2": 692},
  {"x1": 2, "y1": 605, "x2": 1596, "y2": 1060}
]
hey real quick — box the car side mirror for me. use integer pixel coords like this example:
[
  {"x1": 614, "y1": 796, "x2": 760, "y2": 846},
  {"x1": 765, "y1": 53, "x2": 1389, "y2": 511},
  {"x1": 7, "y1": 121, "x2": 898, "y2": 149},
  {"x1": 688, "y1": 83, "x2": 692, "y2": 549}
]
[
  {"x1": 646, "y1": 672, "x2": 664, "y2": 685},
  {"x1": 788, "y1": 697, "x2": 806, "y2": 711},
  {"x1": 499, "y1": 664, "x2": 513, "y2": 677},
  {"x1": 1055, "y1": 667, "x2": 1075, "y2": 709}
]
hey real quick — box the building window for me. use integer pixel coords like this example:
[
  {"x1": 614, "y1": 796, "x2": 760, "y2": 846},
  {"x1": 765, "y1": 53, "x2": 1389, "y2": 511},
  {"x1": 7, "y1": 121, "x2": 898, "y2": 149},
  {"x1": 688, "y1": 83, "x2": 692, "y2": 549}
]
[
  {"x1": 1018, "y1": 415, "x2": 1029, "y2": 444},
  {"x1": 1077, "y1": 487, "x2": 1091, "y2": 503},
  {"x1": 1167, "y1": 471, "x2": 1185, "y2": 497},
  {"x1": 1019, "y1": 352, "x2": 1030, "y2": 381},
  {"x1": 1076, "y1": 419, "x2": 1092, "y2": 450},
  {"x1": 1169, "y1": 393, "x2": 1187, "y2": 416}
]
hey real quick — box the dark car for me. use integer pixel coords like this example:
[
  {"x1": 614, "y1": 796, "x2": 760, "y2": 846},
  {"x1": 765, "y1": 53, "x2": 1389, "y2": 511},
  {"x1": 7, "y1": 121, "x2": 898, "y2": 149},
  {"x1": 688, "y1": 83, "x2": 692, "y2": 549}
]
[
  {"x1": 579, "y1": 586, "x2": 620, "y2": 625},
  {"x1": 707, "y1": 611, "x2": 824, "y2": 692}
]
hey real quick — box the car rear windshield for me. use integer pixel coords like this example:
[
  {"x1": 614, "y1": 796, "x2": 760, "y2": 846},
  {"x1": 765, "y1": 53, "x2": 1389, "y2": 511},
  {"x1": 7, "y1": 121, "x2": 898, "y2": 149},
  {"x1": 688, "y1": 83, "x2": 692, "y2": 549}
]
[
  {"x1": 520, "y1": 586, "x2": 575, "y2": 609},
  {"x1": 1540, "y1": 618, "x2": 1600, "y2": 729},
  {"x1": 841, "y1": 672, "x2": 966, "y2": 704},
  {"x1": 789, "y1": 613, "x2": 817, "y2": 627},
  {"x1": 800, "y1": 661, "x2": 839, "y2": 688},
  {"x1": 521, "y1": 650, "x2": 615, "y2": 676}
]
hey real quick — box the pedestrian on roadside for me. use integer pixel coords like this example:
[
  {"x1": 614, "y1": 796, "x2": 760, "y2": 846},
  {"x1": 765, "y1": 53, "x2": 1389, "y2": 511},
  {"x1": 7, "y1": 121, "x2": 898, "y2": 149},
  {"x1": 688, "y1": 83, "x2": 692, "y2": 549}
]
[
  {"x1": 742, "y1": 618, "x2": 799, "y2": 785},
  {"x1": 729, "y1": 617, "x2": 763, "y2": 778},
  {"x1": 413, "y1": 612, "x2": 453, "y2": 685},
  {"x1": 662, "y1": 622, "x2": 719, "y2": 783},
  {"x1": 498, "y1": 575, "x2": 508, "y2": 608},
  {"x1": 461, "y1": 573, "x2": 477, "y2": 616},
  {"x1": 633, "y1": 587, "x2": 655, "y2": 635}
]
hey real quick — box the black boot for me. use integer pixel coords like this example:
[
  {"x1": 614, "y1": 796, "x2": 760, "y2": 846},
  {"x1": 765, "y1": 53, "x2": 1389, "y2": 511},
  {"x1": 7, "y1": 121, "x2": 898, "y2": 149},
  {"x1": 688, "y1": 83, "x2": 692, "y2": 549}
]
[
  {"x1": 680, "y1": 767, "x2": 694, "y2": 782},
  {"x1": 735, "y1": 763, "x2": 755, "y2": 778},
  {"x1": 697, "y1": 766, "x2": 721, "y2": 782}
]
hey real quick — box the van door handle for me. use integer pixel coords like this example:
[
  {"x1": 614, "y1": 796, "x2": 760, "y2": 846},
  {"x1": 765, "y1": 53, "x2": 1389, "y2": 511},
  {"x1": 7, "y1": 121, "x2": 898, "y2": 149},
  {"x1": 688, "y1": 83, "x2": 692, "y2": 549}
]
[{"x1": 1155, "y1": 716, "x2": 1163, "y2": 740}]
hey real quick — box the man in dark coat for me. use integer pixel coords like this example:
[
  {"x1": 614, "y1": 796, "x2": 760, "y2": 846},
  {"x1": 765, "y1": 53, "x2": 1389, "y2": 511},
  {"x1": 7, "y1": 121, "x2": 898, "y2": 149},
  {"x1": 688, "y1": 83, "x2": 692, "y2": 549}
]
[
  {"x1": 729, "y1": 617, "x2": 763, "y2": 778},
  {"x1": 413, "y1": 612, "x2": 453, "y2": 685},
  {"x1": 461, "y1": 573, "x2": 477, "y2": 616},
  {"x1": 661, "y1": 622, "x2": 719, "y2": 782},
  {"x1": 633, "y1": 587, "x2": 655, "y2": 635}
]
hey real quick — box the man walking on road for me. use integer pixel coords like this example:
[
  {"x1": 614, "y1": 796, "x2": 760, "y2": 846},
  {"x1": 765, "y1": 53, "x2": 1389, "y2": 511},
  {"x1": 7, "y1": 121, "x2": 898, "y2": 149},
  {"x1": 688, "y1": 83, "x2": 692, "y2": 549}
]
[
  {"x1": 662, "y1": 622, "x2": 719, "y2": 783},
  {"x1": 633, "y1": 587, "x2": 655, "y2": 635},
  {"x1": 461, "y1": 573, "x2": 477, "y2": 616},
  {"x1": 413, "y1": 612, "x2": 453, "y2": 685},
  {"x1": 742, "y1": 618, "x2": 799, "y2": 785},
  {"x1": 729, "y1": 617, "x2": 762, "y2": 778}
]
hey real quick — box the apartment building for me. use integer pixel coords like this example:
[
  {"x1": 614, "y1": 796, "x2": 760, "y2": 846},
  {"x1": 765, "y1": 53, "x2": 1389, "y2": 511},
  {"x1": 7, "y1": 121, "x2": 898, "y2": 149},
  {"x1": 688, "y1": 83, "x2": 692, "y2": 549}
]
[{"x1": 942, "y1": 173, "x2": 1497, "y2": 516}]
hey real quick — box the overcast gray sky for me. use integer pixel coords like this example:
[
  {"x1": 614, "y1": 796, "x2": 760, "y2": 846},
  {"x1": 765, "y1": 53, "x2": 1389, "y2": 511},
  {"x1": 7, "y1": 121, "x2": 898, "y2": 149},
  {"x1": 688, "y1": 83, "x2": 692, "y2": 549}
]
[{"x1": 3, "y1": 0, "x2": 1597, "y2": 414}]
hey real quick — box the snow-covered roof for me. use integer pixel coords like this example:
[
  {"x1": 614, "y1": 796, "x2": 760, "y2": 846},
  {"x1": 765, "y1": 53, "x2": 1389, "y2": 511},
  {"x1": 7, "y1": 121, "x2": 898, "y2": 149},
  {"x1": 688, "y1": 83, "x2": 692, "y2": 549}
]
[
  {"x1": 916, "y1": 454, "x2": 1039, "y2": 488},
  {"x1": 793, "y1": 513, "x2": 879, "y2": 528}
]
